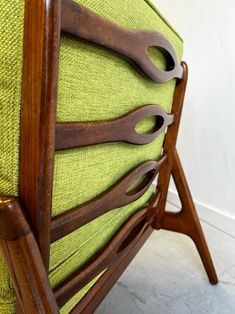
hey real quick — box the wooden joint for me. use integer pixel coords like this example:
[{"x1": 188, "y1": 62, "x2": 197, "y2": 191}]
[{"x1": 0, "y1": 196, "x2": 30, "y2": 241}]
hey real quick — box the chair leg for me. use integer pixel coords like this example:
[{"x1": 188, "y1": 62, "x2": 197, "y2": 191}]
[{"x1": 161, "y1": 150, "x2": 218, "y2": 284}]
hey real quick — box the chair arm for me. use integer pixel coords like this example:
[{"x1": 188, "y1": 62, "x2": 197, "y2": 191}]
[{"x1": 0, "y1": 195, "x2": 59, "y2": 314}]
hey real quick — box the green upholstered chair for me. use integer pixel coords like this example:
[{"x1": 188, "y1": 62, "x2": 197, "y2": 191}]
[{"x1": 0, "y1": 0, "x2": 217, "y2": 313}]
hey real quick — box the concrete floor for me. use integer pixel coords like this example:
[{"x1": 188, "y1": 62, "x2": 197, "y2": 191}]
[{"x1": 95, "y1": 221, "x2": 235, "y2": 314}]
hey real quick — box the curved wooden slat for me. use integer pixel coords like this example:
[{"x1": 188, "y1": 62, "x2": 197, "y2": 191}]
[
  {"x1": 55, "y1": 105, "x2": 174, "y2": 150},
  {"x1": 54, "y1": 206, "x2": 156, "y2": 308},
  {"x1": 51, "y1": 156, "x2": 166, "y2": 242},
  {"x1": 69, "y1": 226, "x2": 154, "y2": 314},
  {"x1": 61, "y1": 0, "x2": 183, "y2": 83}
]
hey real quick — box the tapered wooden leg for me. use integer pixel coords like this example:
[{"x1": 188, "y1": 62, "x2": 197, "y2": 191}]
[{"x1": 160, "y1": 150, "x2": 218, "y2": 284}]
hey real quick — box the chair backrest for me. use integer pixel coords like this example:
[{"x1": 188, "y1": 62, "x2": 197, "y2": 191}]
[{"x1": 0, "y1": 0, "x2": 188, "y2": 312}]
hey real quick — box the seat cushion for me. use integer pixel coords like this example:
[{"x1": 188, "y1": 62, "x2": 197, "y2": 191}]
[{"x1": 0, "y1": 0, "x2": 183, "y2": 313}]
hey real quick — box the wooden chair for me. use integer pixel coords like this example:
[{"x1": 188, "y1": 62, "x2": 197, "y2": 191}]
[{"x1": 0, "y1": 0, "x2": 218, "y2": 313}]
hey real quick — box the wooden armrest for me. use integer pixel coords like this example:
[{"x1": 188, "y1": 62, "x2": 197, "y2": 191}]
[
  {"x1": 0, "y1": 196, "x2": 59, "y2": 314},
  {"x1": 0, "y1": 196, "x2": 30, "y2": 241}
]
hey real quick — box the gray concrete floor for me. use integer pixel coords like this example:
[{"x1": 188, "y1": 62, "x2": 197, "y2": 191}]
[{"x1": 95, "y1": 221, "x2": 235, "y2": 314}]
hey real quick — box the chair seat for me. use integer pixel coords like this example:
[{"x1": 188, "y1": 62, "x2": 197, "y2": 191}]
[{"x1": 0, "y1": 0, "x2": 183, "y2": 312}]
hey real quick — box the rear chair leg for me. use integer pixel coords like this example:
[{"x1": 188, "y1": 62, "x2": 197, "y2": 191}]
[{"x1": 161, "y1": 150, "x2": 218, "y2": 284}]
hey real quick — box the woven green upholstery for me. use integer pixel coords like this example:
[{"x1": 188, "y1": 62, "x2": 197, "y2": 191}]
[{"x1": 0, "y1": 0, "x2": 183, "y2": 312}]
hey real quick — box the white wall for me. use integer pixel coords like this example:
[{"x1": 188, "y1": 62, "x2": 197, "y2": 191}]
[{"x1": 153, "y1": 0, "x2": 235, "y2": 234}]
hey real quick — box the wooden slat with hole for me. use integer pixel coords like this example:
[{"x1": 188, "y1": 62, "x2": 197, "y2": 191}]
[
  {"x1": 0, "y1": 0, "x2": 219, "y2": 312},
  {"x1": 61, "y1": 0, "x2": 182, "y2": 83},
  {"x1": 70, "y1": 226, "x2": 154, "y2": 314},
  {"x1": 55, "y1": 105, "x2": 174, "y2": 150},
  {"x1": 51, "y1": 156, "x2": 166, "y2": 243},
  {"x1": 54, "y1": 206, "x2": 156, "y2": 308}
]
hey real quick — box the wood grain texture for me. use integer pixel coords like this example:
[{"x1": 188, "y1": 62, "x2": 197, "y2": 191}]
[
  {"x1": 19, "y1": 0, "x2": 61, "y2": 269},
  {"x1": 0, "y1": 58, "x2": 218, "y2": 313},
  {"x1": 54, "y1": 206, "x2": 156, "y2": 308},
  {"x1": 0, "y1": 197, "x2": 59, "y2": 314},
  {"x1": 51, "y1": 156, "x2": 166, "y2": 243},
  {"x1": 55, "y1": 105, "x2": 174, "y2": 150},
  {"x1": 0, "y1": 196, "x2": 30, "y2": 240},
  {"x1": 70, "y1": 226, "x2": 154, "y2": 314},
  {"x1": 0, "y1": 0, "x2": 218, "y2": 310},
  {"x1": 152, "y1": 62, "x2": 188, "y2": 229},
  {"x1": 162, "y1": 150, "x2": 218, "y2": 284},
  {"x1": 61, "y1": 0, "x2": 182, "y2": 83}
]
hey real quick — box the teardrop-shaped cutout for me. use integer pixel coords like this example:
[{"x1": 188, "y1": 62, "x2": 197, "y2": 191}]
[
  {"x1": 117, "y1": 218, "x2": 147, "y2": 254},
  {"x1": 135, "y1": 115, "x2": 164, "y2": 135},
  {"x1": 147, "y1": 46, "x2": 175, "y2": 72},
  {"x1": 126, "y1": 170, "x2": 155, "y2": 196}
]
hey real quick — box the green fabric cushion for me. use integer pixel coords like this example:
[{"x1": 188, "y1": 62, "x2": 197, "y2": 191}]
[
  {"x1": 0, "y1": 1, "x2": 24, "y2": 311},
  {"x1": 0, "y1": 0, "x2": 183, "y2": 312}
]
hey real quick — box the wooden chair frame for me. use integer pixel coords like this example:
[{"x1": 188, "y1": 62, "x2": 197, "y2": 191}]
[{"x1": 0, "y1": 1, "x2": 218, "y2": 313}]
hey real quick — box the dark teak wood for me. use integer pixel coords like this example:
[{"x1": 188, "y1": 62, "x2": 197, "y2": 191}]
[
  {"x1": 161, "y1": 150, "x2": 218, "y2": 284},
  {"x1": 70, "y1": 226, "x2": 154, "y2": 314},
  {"x1": 0, "y1": 0, "x2": 218, "y2": 313},
  {"x1": 51, "y1": 157, "x2": 166, "y2": 242},
  {"x1": 55, "y1": 105, "x2": 174, "y2": 150},
  {"x1": 19, "y1": 0, "x2": 61, "y2": 269},
  {"x1": 153, "y1": 61, "x2": 189, "y2": 227},
  {"x1": 54, "y1": 206, "x2": 156, "y2": 308},
  {"x1": 61, "y1": 0, "x2": 183, "y2": 83},
  {"x1": 0, "y1": 197, "x2": 59, "y2": 314}
]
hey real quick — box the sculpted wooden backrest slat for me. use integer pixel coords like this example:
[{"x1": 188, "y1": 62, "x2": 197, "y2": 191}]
[
  {"x1": 0, "y1": 1, "x2": 219, "y2": 313},
  {"x1": 55, "y1": 105, "x2": 174, "y2": 150},
  {"x1": 13, "y1": 0, "x2": 189, "y2": 312},
  {"x1": 61, "y1": 0, "x2": 183, "y2": 83},
  {"x1": 54, "y1": 206, "x2": 155, "y2": 308},
  {"x1": 20, "y1": 0, "x2": 179, "y2": 273},
  {"x1": 51, "y1": 156, "x2": 166, "y2": 243}
]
